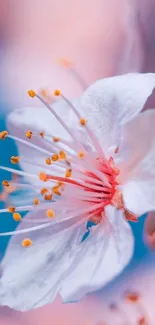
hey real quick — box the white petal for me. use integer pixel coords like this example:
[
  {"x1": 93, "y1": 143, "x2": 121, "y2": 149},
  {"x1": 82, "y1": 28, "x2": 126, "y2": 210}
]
[
  {"x1": 80, "y1": 73, "x2": 155, "y2": 153},
  {"x1": 118, "y1": 110, "x2": 155, "y2": 215},
  {"x1": 0, "y1": 208, "x2": 87, "y2": 311},
  {"x1": 117, "y1": 110, "x2": 155, "y2": 182},
  {"x1": 60, "y1": 206, "x2": 134, "y2": 302},
  {"x1": 122, "y1": 180, "x2": 155, "y2": 216}
]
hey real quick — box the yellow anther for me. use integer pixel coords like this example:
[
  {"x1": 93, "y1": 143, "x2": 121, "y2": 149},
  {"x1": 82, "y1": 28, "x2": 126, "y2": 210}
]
[
  {"x1": 39, "y1": 172, "x2": 48, "y2": 182},
  {"x1": 0, "y1": 130, "x2": 8, "y2": 140},
  {"x1": 78, "y1": 151, "x2": 85, "y2": 159},
  {"x1": 65, "y1": 168, "x2": 72, "y2": 178},
  {"x1": 40, "y1": 188, "x2": 48, "y2": 195},
  {"x1": 57, "y1": 58, "x2": 73, "y2": 69},
  {"x1": 10, "y1": 156, "x2": 20, "y2": 164},
  {"x1": 2, "y1": 180, "x2": 10, "y2": 187},
  {"x1": 33, "y1": 198, "x2": 40, "y2": 205},
  {"x1": 39, "y1": 132, "x2": 44, "y2": 138},
  {"x1": 59, "y1": 150, "x2": 66, "y2": 160},
  {"x1": 8, "y1": 206, "x2": 16, "y2": 213},
  {"x1": 44, "y1": 193, "x2": 53, "y2": 201},
  {"x1": 53, "y1": 89, "x2": 61, "y2": 96},
  {"x1": 45, "y1": 157, "x2": 52, "y2": 165},
  {"x1": 22, "y1": 238, "x2": 32, "y2": 248},
  {"x1": 52, "y1": 185, "x2": 61, "y2": 196},
  {"x1": 51, "y1": 154, "x2": 59, "y2": 162},
  {"x1": 13, "y1": 213, "x2": 22, "y2": 222},
  {"x1": 53, "y1": 136, "x2": 60, "y2": 143},
  {"x1": 46, "y1": 209, "x2": 55, "y2": 218},
  {"x1": 26, "y1": 130, "x2": 33, "y2": 139},
  {"x1": 80, "y1": 118, "x2": 87, "y2": 126},
  {"x1": 28, "y1": 90, "x2": 36, "y2": 98}
]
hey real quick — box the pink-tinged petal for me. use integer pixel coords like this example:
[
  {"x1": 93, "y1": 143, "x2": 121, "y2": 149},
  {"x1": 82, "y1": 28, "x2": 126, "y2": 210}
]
[
  {"x1": 0, "y1": 208, "x2": 87, "y2": 311},
  {"x1": 80, "y1": 73, "x2": 155, "y2": 153},
  {"x1": 60, "y1": 206, "x2": 134, "y2": 302},
  {"x1": 117, "y1": 110, "x2": 155, "y2": 182},
  {"x1": 122, "y1": 180, "x2": 155, "y2": 216}
]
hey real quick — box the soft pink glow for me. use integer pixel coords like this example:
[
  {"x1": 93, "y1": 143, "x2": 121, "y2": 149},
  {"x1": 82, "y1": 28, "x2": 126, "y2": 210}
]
[{"x1": 1, "y1": 0, "x2": 144, "y2": 108}]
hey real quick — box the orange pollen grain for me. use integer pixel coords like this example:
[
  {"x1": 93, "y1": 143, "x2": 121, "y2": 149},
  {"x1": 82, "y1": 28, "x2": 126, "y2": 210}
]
[
  {"x1": 53, "y1": 136, "x2": 60, "y2": 143},
  {"x1": 28, "y1": 90, "x2": 36, "y2": 98},
  {"x1": 59, "y1": 150, "x2": 66, "y2": 160},
  {"x1": 0, "y1": 130, "x2": 8, "y2": 140},
  {"x1": 26, "y1": 130, "x2": 33, "y2": 139},
  {"x1": 80, "y1": 118, "x2": 87, "y2": 126},
  {"x1": 39, "y1": 131, "x2": 44, "y2": 138},
  {"x1": 2, "y1": 180, "x2": 10, "y2": 187},
  {"x1": 65, "y1": 168, "x2": 72, "y2": 178},
  {"x1": 39, "y1": 172, "x2": 48, "y2": 182},
  {"x1": 10, "y1": 156, "x2": 20, "y2": 164},
  {"x1": 44, "y1": 194, "x2": 53, "y2": 201},
  {"x1": 13, "y1": 213, "x2": 22, "y2": 222},
  {"x1": 52, "y1": 185, "x2": 61, "y2": 196},
  {"x1": 33, "y1": 198, "x2": 40, "y2": 205},
  {"x1": 45, "y1": 157, "x2": 52, "y2": 165},
  {"x1": 46, "y1": 209, "x2": 55, "y2": 218},
  {"x1": 40, "y1": 188, "x2": 48, "y2": 195},
  {"x1": 51, "y1": 154, "x2": 59, "y2": 162},
  {"x1": 53, "y1": 89, "x2": 61, "y2": 96},
  {"x1": 78, "y1": 151, "x2": 85, "y2": 159},
  {"x1": 8, "y1": 206, "x2": 16, "y2": 213},
  {"x1": 22, "y1": 238, "x2": 32, "y2": 247}
]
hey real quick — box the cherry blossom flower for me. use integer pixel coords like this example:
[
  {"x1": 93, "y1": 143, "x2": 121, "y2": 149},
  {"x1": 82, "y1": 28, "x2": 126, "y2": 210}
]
[{"x1": 0, "y1": 73, "x2": 155, "y2": 311}]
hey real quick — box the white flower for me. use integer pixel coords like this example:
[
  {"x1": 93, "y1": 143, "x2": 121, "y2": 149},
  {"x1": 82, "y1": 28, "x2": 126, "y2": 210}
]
[{"x1": 0, "y1": 73, "x2": 155, "y2": 311}]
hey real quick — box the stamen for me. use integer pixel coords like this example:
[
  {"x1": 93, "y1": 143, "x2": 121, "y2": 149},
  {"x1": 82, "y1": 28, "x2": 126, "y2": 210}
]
[
  {"x1": 10, "y1": 156, "x2": 20, "y2": 164},
  {"x1": 33, "y1": 198, "x2": 40, "y2": 205},
  {"x1": 33, "y1": 93, "x2": 83, "y2": 150},
  {"x1": 44, "y1": 194, "x2": 53, "y2": 201},
  {"x1": 8, "y1": 206, "x2": 16, "y2": 213},
  {"x1": 58, "y1": 92, "x2": 106, "y2": 158},
  {"x1": 51, "y1": 154, "x2": 59, "y2": 162},
  {"x1": 46, "y1": 209, "x2": 55, "y2": 218},
  {"x1": 39, "y1": 172, "x2": 49, "y2": 182},
  {"x1": 52, "y1": 185, "x2": 61, "y2": 196},
  {"x1": 8, "y1": 135, "x2": 52, "y2": 157},
  {"x1": 58, "y1": 150, "x2": 66, "y2": 160},
  {"x1": 79, "y1": 118, "x2": 87, "y2": 126},
  {"x1": 26, "y1": 130, "x2": 33, "y2": 139},
  {"x1": 22, "y1": 238, "x2": 32, "y2": 247},
  {"x1": 39, "y1": 131, "x2": 44, "y2": 138},
  {"x1": 53, "y1": 136, "x2": 60, "y2": 143},
  {"x1": 65, "y1": 168, "x2": 72, "y2": 178},
  {"x1": 0, "y1": 165, "x2": 38, "y2": 180},
  {"x1": 78, "y1": 151, "x2": 85, "y2": 159},
  {"x1": 27, "y1": 90, "x2": 36, "y2": 98},
  {"x1": 40, "y1": 188, "x2": 48, "y2": 195},
  {"x1": 0, "y1": 130, "x2": 8, "y2": 140},
  {"x1": 2, "y1": 180, "x2": 10, "y2": 187},
  {"x1": 0, "y1": 202, "x2": 104, "y2": 236},
  {"x1": 13, "y1": 213, "x2": 22, "y2": 222},
  {"x1": 45, "y1": 157, "x2": 52, "y2": 165},
  {"x1": 53, "y1": 89, "x2": 61, "y2": 96}
]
